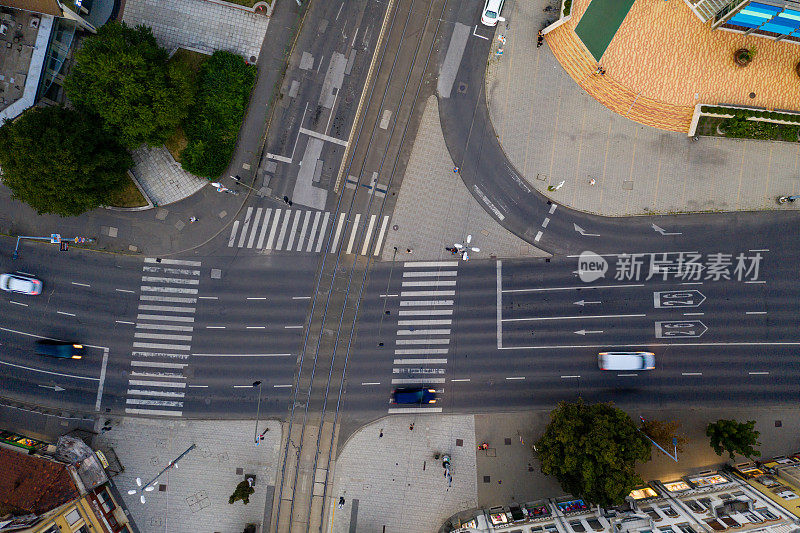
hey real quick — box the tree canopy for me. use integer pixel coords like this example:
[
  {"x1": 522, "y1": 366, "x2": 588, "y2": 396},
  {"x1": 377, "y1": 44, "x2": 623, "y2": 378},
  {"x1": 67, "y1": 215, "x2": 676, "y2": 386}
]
[
  {"x1": 0, "y1": 106, "x2": 132, "y2": 216},
  {"x1": 706, "y1": 419, "x2": 761, "y2": 460},
  {"x1": 64, "y1": 22, "x2": 194, "y2": 149},
  {"x1": 535, "y1": 400, "x2": 651, "y2": 507}
]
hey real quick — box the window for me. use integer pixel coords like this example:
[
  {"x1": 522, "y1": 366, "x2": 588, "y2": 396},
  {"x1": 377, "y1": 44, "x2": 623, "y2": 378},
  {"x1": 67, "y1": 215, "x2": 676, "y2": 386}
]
[
  {"x1": 41, "y1": 526, "x2": 59, "y2": 533},
  {"x1": 659, "y1": 527, "x2": 675, "y2": 533},
  {"x1": 659, "y1": 505, "x2": 679, "y2": 518},
  {"x1": 756, "y1": 508, "x2": 778, "y2": 520},
  {"x1": 775, "y1": 488, "x2": 798, "y2": 500},
  {"x1": 97, "y1": 488, "x2": 116, "y2": 513},
  {"x1": 65, "y1": 508, "x2": 82, "y2": 526},
  {"x1": 678, "y1": 523, "x2": 697, "y2": 533}
]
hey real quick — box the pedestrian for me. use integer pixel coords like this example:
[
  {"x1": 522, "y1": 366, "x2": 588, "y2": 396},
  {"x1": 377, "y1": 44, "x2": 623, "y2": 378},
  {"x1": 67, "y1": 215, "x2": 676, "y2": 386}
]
[
  {"x1": 338, "y1": 496, "x2": 345, "y2": 509},
  {"x1": 189, "y1": 216, "x2": 198, "y2": 223},
  {"x1": 409, "y1": 422, "x2": 415, "y2": 431},
  {"x1": 379, "y1": 429, "x2": 383, "y2": 438},
  {"x1": 589, "y1": 178, "x2": 596, "y2": 186},
  {"x1": 453, "y1": 166, "x2": 460, "y2": 173},
  {"x1": 406, "y1": 248, "x2": 413, "y2": 254}
]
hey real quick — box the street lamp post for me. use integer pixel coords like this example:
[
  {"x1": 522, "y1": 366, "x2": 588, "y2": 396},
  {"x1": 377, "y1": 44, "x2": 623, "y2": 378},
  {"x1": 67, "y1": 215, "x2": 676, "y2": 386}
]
[
  {"x1": 127, "y1": 443, "x2": 196, "y2": 503},
  {"x1": 253, "y1": 380, "x2": 263, "y2": 446}
]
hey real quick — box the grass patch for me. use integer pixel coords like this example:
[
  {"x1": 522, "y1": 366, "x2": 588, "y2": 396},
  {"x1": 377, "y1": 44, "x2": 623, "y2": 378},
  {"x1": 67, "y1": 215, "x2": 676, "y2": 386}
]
[
  {"x1": 697, "y1": 115, "x2": 800, "y2": 142},
  {"x1": 169, "y1": 48, "x2": 209, "y2": 77},
  {"x1": 106, "y1": 174, "x2": 148, "y2": 208},
  {"x1": 165, "y1": 49, "x2": 209, "y2": 163},
  {"x1": 165, "y1": 124, "x2": 189, "y2": 163}
]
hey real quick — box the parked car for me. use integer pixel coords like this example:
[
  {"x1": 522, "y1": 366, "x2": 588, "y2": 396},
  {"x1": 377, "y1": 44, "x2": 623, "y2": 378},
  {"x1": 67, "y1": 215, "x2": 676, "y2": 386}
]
[
  {"x1": 391, "y1": 387, "x2": 437, "y2": 404},
  {"x1": 0, "y1": 273, "x2": 42, "y2": 295},
  {"x1": 598, "y1": 351, "x2": 655, "y2": 371},
  {"x1": 481, "y1": 0, "x2": 506, "y2": 26},
  {"x1": 35, "y1": 340, "x2": 85, "y2": 360}
]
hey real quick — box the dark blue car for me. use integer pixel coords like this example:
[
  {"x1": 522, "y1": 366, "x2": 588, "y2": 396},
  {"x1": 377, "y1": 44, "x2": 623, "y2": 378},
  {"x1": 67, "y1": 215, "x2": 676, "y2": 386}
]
[
  {"x1": 391, "y1": 387, "x2": 437, "y2": 404},
  {"x1": 35, "y1": 340, "x2": 85, "y2": 360}
]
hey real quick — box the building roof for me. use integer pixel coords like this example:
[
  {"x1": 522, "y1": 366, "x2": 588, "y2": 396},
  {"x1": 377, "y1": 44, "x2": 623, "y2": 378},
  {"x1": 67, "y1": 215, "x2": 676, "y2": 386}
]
[
  {"x1": 0, "y1": 0, "x2": 63, "y2": 17},
  {"x1": 0, "y1": 446, "x2": 79, "y2": 516}
]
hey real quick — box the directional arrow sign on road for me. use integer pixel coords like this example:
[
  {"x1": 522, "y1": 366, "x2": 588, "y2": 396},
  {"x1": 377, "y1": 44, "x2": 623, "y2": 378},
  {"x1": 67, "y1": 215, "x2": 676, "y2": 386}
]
[
  {"x1": 653, "y1": 290, "x2": 706, "y2": 308},
  {"x1": 651, "y1": 223, "x2": 682, "y2": 236},
  {"x1": 574, "y1": 300, "x2": 601, "y2": 306},
  {"x1": 573, "y1": 224, "x2": 600, "y2": 237},
  {"x1": 575, "y1": 329, "x2": 603, "y2": 335},
  {"x1": 654, "y1": 320, "x2": 707, "y2": 338},
  {"x1": 38, "y1": 384, "x2": 65, "y2": 392}
]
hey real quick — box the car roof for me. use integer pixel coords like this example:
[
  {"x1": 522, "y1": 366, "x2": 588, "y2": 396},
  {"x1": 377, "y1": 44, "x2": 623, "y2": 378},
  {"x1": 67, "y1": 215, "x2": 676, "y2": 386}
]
[{"x1": 7, "y1": 277, "x2": 33, "y2": 290}]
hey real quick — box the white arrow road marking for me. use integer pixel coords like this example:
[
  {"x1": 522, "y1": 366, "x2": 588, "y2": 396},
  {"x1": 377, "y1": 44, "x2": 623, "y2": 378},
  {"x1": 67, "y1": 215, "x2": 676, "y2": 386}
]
[
  {"x1": 574, "y1": 329, "x2": 604, "y2": 335},
  {"x1": 38, "y1": 384, "x2": 65, "y2": 392},
  {"x1": 574, "y1": 300, "x2": 601, "y2": 306},
  {"x1": 573, "y1": 224, "x2": 600, "y2": 237},
  {"x1": 651, "y1": 223, "x2": 682, "y2": 236}
]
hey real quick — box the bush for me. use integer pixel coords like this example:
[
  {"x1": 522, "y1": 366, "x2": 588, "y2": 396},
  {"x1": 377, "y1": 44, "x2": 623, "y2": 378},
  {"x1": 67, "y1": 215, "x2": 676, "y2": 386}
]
[
  {"x1": 181, "y1": 51, "x2": 257, "y2": 178},
  {"x1": 563, "y1": 0, "x2": 572, "y2": 15},
  {"x1": 721, "y1": 115, "x2": 800, "y2": 141}
]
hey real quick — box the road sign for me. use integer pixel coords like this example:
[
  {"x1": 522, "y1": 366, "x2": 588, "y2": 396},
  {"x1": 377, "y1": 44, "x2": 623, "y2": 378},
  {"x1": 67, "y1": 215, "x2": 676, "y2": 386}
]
[
  {"x1": 74, "y1": 236, "x2": 85, "y2": 244},
  {"x1": 653, "y1": 290, "x2": 706, "y2": 308},
  {"x1": 50, "y1": 233, "x2": 61, "y2": 244},
  {"x1": 59, "y1": 241, "x2": 69, "y2": 251},
  {"x1": 655, "y1": 320, "x2": 707, "y2": 338}
]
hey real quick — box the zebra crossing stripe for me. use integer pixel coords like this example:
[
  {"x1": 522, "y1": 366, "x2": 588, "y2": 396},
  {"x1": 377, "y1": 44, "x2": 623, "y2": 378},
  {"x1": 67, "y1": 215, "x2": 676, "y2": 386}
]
[
  {"x1": 131, "y1": 360, "x2": 187, "y2": 369},
  {"x1": 137, "y1": 314, "x2": 195, "y2": 322},
  {"x1": 140, "y1": 295, "x2": 197, "y2": 304},
  {"x1": 315, "y1": 212, "x2": 331, "y2": 253},
  {"x1": 346, "y1": 214, "x2": 361, "y2": 254},
  {"x1": 132, "y1": 342, "x2": 192, "y2": 351},
  {"x1": 134, "y1": 332, "x2": 193, "y2": 341},
  {"x1": 400, "y1": 300, "x2": 454, "y2": 306},
  {"x1": 275, "y1": 209, "x2": 292, "y2": 250},
  {"x1": 141, "y1": 276, "x2": 199, "y2": 285},
  {"x1": 140, "y1": 286, "x2": 198, "y2": 294},
  {"x1": 403, "y1": 271, "x2": 458, "y2": 277},
  {"x1": 286, "y1": 210, "x2": 302, "y2": 250},
  {"x1": 264, "y1": 208, "x2": 281, "y2": 249},
  {"x1": 393, "y1": 358, "x2": 448, "y2": 364},
  {"x1": 391, "y1": 377, "x2": 446, "y2": 384},
  {"x1": 145, "y1": 258, "x2": 201, "y2": 267},
  {"x1": 395, "y1": 338, "x2": 451, "y2": 345},
  {"x1": 374, "y1": 216, "x2": 389, "y2": 256},
  {"x1": 128, "y1": 379, "x2": 187, "y2": 388},
  {"x1": 361, "y1": 214, "x2": 376, "y2": 256},
  {"x1": 247, "y1": 208, "x2": 263, "y2": 248},
  {"x1": 397, "y1": 329, "x2": 451, "y2": 336},
  {"x1": 257, "y1": 208, "x2": 273, "y2": 248},
  {"x1": 401, "y1": 280, "x2": 457, "y2": 287},
  {"x1": 403, "y1": 261, "x2": 460, "y2": 268},
  {"x1": 227, "y1": 220, "x2": 240, "y2": 247},
  {"x1": 394, "y1": 348, "x2": 450, "y2": 355},
  {"x1": 330, "y1": 213, "x2": 346, "y2": 252},
  {"x1": 127, "y1": 389, "x2": 185, "y2": 397},
  {"x1": 238, "y1": 207, "x2": 254, "y2": 248},
  {"x1": 138, "y1": 305, "x2": 196, "y2": 313},
  {"x1": 125, "y1": 408, "x2": 183, "y2": 416},
  {"x1": 398, "y1": 309, "x2": 453, "y2": 316},
  {"x1": 135, "y1": 323, "x2": 194, "y2": 332},
  {"x1": 306, "y1": 211, "x2": 322, "y2": 252},
  {"x1": 388, "y1": 407, "x2": 443, "y2": 413},
  {"x1": 297, "y1": 211, "x2": 312, "y2": 250}
]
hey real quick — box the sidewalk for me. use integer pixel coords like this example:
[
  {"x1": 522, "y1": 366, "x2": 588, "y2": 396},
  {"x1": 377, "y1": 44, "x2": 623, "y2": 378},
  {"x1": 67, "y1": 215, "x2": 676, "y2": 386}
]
[
  {"x1": 94, "y1": 418, "x2": 282, "y2": 533},
  {"x1": 485, "y1": 0, "x2": 800, "y2": 216}
]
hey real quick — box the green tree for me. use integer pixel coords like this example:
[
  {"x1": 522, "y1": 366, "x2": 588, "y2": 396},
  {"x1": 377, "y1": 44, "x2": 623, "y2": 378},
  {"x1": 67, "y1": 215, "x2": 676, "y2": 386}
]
[
  {"x1": 181, "y1": 50, "x2": 256, "y2": 178},
  {"x1": 641, "y1": 418, "x2": 687, "y2": 454},
  {"x1": 228, "y1": 479, "x2": 255, "y2": 505},
  {"x1": 0, "y1": 106, "x2": 132, "y2": 216},
  {"x1": 64, "y1": 22, "x2": 194, "y2": 149},
  {"x1": 706, "y1": 419, "x2": 761, "y2": 460},
  {"x1": 535, "y1": 399, "x2": 651, "y2": 507}
]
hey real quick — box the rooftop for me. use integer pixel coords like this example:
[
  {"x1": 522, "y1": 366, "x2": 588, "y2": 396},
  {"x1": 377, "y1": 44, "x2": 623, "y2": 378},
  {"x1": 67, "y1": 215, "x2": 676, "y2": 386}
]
[{"x1": 0, "y1": 445, "x2": 79, "y2": 516}]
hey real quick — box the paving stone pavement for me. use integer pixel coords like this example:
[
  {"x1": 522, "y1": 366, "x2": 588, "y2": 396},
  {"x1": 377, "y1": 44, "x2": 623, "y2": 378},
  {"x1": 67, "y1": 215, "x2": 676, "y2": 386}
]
[
  {"x1": 96, "y1": 418, "x2": 281, "y2": 533},
  {"x1": 486, "y1": 0, "x2": 800, "y2": 216},
  {"x1": 122, "y1": 0, "x2": 269, "y2": 62},
  {"x1": 330, "y1": 414, "x2": 478, "y2": 533},
  {"x1": 382, "y1": 95, "x2": 549, "y2": 262},
  {"x1": 130, "y1": 145, "x2": 208, "y2": 206}
]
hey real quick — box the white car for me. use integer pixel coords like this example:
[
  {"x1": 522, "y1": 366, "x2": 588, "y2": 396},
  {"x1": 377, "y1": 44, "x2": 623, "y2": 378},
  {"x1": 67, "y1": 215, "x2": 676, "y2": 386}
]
[
  {"x1": 598, "y1": 351, "x2": 656, "y2": 371},
  {"x1": 481, "y1": 0, "x2": 506, "y2": 26},
  {"x1": 0, "y1": 273, "x2": 43, "y2": 295}
]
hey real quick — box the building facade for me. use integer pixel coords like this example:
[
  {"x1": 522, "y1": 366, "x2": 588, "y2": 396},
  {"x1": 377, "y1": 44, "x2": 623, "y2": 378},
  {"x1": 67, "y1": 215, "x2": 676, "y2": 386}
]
[{"x1": 684, "y1": 0, "x2": 800, "y2": 44}]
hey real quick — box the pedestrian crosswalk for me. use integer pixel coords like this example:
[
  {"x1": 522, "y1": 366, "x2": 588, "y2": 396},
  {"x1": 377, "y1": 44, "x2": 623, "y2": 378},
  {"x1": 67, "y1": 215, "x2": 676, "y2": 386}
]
[
  {"x1": 227, "y1": 207, "x2": 390, "y2": 256},
  {"x1": 124, "y1": 257, "x2": 201, "y2": 418},
  {"x1": 388, "y1": 261, "x2": 459, "y2": 414}
]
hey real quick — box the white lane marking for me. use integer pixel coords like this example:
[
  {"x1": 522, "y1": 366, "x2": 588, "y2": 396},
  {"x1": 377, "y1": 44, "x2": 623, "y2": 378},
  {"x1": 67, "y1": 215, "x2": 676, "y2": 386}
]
[
  {"x1": 296, "y1": 211, "x2": 312, "y2": 251},
  {"x1": 403, "y1": 271, "x2": 457, "y2": 277},
  {"x1": 247, "y1": 208, "x2": 263, "y2": 248},
  {"x1": 401, "y1": 280, "x2": 457, "y2": 287},
  {"x1": 497, "y1": 259, "x2": 503, "y2": 350},
  {"x1": 549, "y1": 204, "x2": 557, "y2": 214},
  {"x1": 397, "y1": 329, "x2": 451, "y2": 335},
  {"x1": 749, "y1": 371, "x2": 770, "y2": 375},
  {"x1": 396, "y1": 338, "x2": 450, "y2": 345},
  {"x1": 683, "y1": 312, "x2": 704, "y2": 316},
  {"x1": 136, "y1": 323, "x2": 193, "y2": 332},
  {"x1": 504, "y1": 284, "x2": 645, "y2": 293},
  {"x1": 391, "y1": 377, "x2": 446, "y2": 384},
  {"x1": 274, "y1": 209, "x2": 292, "y2": 250},
  {"x1": 247, "y1": 297, "x2": 268, "y2": 301},
  {"x1": 503, "y1": 313, "x2": 646, "y2": 322},
  {"x1": 144, "y1": 258, "x2": 202, "y2": 266},
  {"x1": 617, "y1": 373, "x2": 639, "y2": 377},
  {"x1": 0, "y1": 360, "x2": 99, "y2": 381},
  {"x1": 265, "y1": 208, "x2": 282, "y2": 249},
  {"x1": 394, "y1": 358, "x2": 447, "y2": 364},
  {"x1": 397, "y1": 319, "x2": 452, "y2": 326},
  {"x1": 71, "y1": 282, "x2": 90, "y2": 287},
  {"x1": 451, "y1": 378, "x2": 470, "y2": 382},
  {"x1": 128, "y1": 379, "x2": 186, "y2": 388},
  {"x1": 561, "y1": 375, "x2": 581, "y2": 379},
  {"x1": 746, "y1": 311, "x2": 767, "y2": 315},
  {"x1": 132, "y1": 342, "x2": 191, "y2": 351},
  {"x1": 138, "y1": 305, "x2": 196, "y2": 313},
  {"x1": 140, "y1": 295, "x2": 197, "y2": 303},
  {"x1": 140, "y1": 286, "x2": 198, "y2": 294},
  {"x1": 681, "y1": 282, "x2": 703, "y2": 286},
  {"x1": 10, "y1": 301, "x2": 28, "y2": 307},
  {"x1": 256, "y1": 208, "x2": 273, "y2": 249},
  {"x1": 682, "y1": 372, "x2": 702, "y2": 376},
  {"x1": 198, "y1": 296, "x2": 218, "y2": 300},
  {"x1": 233, "y1": 385, "x2": 254, "y2": 388},
  {"x1": 346, "y1": 213, "x2": 361, "y2": 254},
  {"x1": 315, "y1": 212, "x2": 331, "y2": 253},
  {"x1": 285, "y1": 210, "x2": 302, "y2": 250},
  {"x1": 331, "y1": 212, "x2": 346, "y2": 252},
  {"x1": 246, "y1": 326, "x2": 266, "y2": 329},
  {"x1": 115, "y1": 288, "x2": 136, "y2": 294},
  {"x1": 57, "y1": 311, "x2": 76, "y2": 317},
  {"x1": 136, "y1": 314, "x2": 194, "y2": 323},
  {"x1": 127, "y1": 389, "x2": 185, "y2": 397},
  {"x1": 400, "y1": 290, "x2": 456, "y2": 297},
  {"x1": 206, "y1": 326, "x2": 226, "y2": 329},
  {"x1": 506, "y1": 376, "x2": 525, "y2": 380},
  {"x1": 131, "y1": 361, "x2": 187, "y2": 369},
  {"x1": 238, "y1": 207, "x2": 253, "y2": 247},
  {"x1": 400, "y1": 300, "x2": 453, "y2": 306},
  {"x1": 388, "y1": 407, "x2": 443, "y2": 413},
  {"x1": 284, "y1": 325, "x2": 304, "y2": 329},
  {"x1": 534, "y1": 231, "x2": 543, "y2": 242},
  {"x1": 749, "y1": 249, "x2": 769, "y2": 252},
  {"x1": 395, "y1": 348, "x2": 449, "y2": 355},
  {"x1": 115, "y1": 320, "x2": 134, "y2": 325},
  {"x1": 188, "y1": 385, "x2": 209, "y2": 388},
  {"x1": 306, "y1": 211, "x2": 322, "y2": 252},
  {"x1": 192, "y1": 353, "x2": 292, "y2": 357},
  {"x1": 361, "y1": 214, "x2": 376, "y2": 255},
  {"x1": 125, "y1": 408, "x2": 182, "y2": 416},
  {"x1": 298, "y1": 127, "x2": 349, "y2": 146},
  {"x1": 373, "y1": 215, "x2": 389, "y2": 256},
  {"x1": 542, "y1": 217, "x2": 550, "y2": 228},
  {"x1": 293, "y1": 296, "x2": 312, "y2": 300},
  {"x1": 746, "y1": 280, "x2": 766, "y2": 284},
  {"x1": 379, "y1": 293, "x2": 399, "y2": 298},
  {"x1": 228, "y1": 220, "x2": 240, "y2": 247},
  {"x1": 134, "y1": 332, "x2": 193, "y2": 341},
  {"x1": 274, "y1": 384, "x2": 293, "y2": 388},
  {"x1": 141, "y1": 276, "x2": 199, "y2": 285},
  {"x1": 95, "y1": 348, "x2": 110, "y2": 410},
  {"x1": 361, "y1": 382, "x2": 381, "y2": 385},
  {"x1": 404, "y1": 261, "x2": 460, "y2": 268},
  {"x1": 398, "y1": 309, "x2": 453, "y2": 316}
]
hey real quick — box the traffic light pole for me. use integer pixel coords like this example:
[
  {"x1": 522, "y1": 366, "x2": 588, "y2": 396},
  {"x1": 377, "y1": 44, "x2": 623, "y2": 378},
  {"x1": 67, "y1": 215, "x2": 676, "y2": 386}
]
[{"x1": 12, "y1": 234, "x2": 93, "y2": 260}]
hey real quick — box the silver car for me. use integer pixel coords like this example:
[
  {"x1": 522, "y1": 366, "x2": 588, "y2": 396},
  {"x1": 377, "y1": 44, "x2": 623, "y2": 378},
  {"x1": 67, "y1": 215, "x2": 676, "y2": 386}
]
[
  {"x1": 0, "y1": 273, "x2": 43, "y2": 295},
  {"x1": 598, "y1": 351, "x2": 656, "y2": 371}
]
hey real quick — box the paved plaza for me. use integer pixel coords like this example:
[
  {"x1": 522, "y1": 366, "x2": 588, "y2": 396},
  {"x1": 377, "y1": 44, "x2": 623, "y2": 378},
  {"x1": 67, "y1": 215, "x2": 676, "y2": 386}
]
[
  {"x1": 122, "y1": 0, "x2": 269, "y2": 61},
  {"x1": 485, "y1": 0, "x2": 800, "y2": 216},
  {"x1": 130, "y1": 145, "x2": 207, "y2": 206}
]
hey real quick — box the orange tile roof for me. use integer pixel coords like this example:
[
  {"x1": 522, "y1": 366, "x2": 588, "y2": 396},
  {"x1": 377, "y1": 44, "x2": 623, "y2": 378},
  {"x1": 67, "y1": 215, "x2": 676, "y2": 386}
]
[{"x1": 0, "y1": 446, "x2": 79, "y2": 515}]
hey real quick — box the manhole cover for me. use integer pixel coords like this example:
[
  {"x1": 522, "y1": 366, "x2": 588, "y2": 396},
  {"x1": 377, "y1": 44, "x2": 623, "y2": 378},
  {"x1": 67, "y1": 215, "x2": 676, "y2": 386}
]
[
  {"x1": 211, "y1": 268, "x2": 222, "y2": 279},
  {"x1": 250, "y1": 56, "x2": 257, "y2": 63},
  {"x1": 749, "y1": 92, "x2": 756, "y2": 99},
  {"x1": 458, "y1": 82, "x2": 468, "y2": 93},
  {"x1": 392, "y1": 224, "x2": 399, "y2": 231}
]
